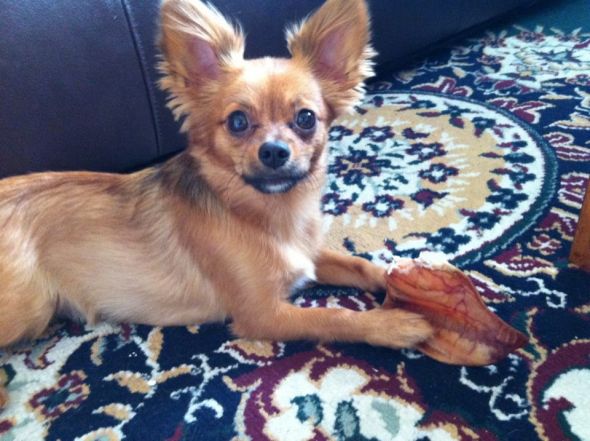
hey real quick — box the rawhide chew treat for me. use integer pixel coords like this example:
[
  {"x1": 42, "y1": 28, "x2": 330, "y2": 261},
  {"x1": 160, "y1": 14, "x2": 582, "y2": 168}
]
[{"x1": 385, "y1": 252, "x2": 528, "y2": 366}]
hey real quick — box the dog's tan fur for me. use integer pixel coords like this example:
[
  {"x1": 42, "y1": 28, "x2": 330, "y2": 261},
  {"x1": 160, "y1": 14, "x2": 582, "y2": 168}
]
[{"x1": 0, "y1": 0, "x2": 432, "y2": 407}]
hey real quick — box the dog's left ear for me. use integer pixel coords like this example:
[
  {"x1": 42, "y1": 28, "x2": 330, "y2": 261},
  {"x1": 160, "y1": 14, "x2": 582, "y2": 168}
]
[{"x1": 286, "y1": 0, "x2": 376, "y2": 117}]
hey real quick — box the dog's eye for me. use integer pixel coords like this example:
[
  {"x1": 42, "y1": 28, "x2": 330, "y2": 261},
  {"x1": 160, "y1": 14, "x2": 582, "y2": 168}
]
[
  {"x1": 295, "y1": 109, "x2": 316, "y2": 131},
  {"x1": 227, "y1": 111, "x2": 249, "y2": 134}
]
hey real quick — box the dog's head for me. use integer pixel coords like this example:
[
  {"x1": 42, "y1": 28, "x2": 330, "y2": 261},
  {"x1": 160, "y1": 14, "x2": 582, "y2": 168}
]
[{"x1": 158, "y1": 0, "x2": 375, "y2": 196}]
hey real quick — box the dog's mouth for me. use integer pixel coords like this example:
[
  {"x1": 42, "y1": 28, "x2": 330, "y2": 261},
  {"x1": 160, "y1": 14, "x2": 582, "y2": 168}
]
[{"x1": 243, "y1": 171, "x2": 307, "y2": 194}]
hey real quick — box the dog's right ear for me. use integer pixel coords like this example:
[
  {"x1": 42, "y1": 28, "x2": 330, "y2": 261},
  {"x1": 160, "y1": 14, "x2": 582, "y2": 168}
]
[
  {"x1": 159, "y1": 0, "x2": 244, "y2": 83},
  {"x1": 158, "y1": 0, "x2": 244, "y2": 131}
]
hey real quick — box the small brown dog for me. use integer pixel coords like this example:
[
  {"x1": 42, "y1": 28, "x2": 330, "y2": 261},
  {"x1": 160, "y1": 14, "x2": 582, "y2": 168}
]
[{"x1": 0, "y1": 0, "x2": 432, "y2": 407}]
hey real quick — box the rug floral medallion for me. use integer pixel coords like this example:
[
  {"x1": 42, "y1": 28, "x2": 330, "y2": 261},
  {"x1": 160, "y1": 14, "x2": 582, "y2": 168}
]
[
  {"x1": 1, "y1": 28, "x2": 590, "y2": 441},
  {"x1": 323, "y1": 90, "x2": 558, "y2": 267}
]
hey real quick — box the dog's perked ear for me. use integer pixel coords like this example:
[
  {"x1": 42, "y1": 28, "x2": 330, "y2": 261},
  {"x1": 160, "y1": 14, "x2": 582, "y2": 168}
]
[
  {"x1": 158, "y1": 0, "x2": 245, "y2": 132},
  {"x1": 286, "y1": 0, "x2": 376, "y2": 118}
]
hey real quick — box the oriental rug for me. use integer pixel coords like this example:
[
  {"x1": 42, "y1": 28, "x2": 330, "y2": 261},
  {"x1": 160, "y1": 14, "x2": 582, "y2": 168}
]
[{"x1": 2, "y1": 16, "x2": 590, "y2": 441}]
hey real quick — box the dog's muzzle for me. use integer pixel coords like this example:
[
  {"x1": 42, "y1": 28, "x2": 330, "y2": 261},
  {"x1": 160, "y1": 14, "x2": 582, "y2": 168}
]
[{"x1": 243, "y1": 170, "x2": 306, "y2": 194}]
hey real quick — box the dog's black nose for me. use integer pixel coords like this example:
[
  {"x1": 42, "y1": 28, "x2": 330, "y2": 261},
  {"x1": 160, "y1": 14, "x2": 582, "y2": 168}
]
[{"x1": 258, "y1": 141, "x2": 290, "y2": 169}]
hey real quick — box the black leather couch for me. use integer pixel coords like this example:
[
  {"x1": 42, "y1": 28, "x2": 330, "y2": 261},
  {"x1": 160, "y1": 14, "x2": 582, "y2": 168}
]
[{"x1": 0, "y1": 0, "x2": 538, "y2": 179}]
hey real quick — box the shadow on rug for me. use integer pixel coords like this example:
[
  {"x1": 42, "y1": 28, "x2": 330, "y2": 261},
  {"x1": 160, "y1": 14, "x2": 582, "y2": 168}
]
[{"x1": 2, "y1": 16, "x2": 590, "y2": 441}]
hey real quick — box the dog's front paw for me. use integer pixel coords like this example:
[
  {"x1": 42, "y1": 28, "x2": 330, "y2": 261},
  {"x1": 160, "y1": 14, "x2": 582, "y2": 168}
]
[{"x1": 365, "y1": 308, "x2": 433, "y2": 349}]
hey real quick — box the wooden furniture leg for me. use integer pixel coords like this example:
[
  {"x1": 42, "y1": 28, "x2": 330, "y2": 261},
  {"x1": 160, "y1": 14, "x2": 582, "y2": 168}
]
[{"x1": 570, "y1": 180, "x2": 590, "y2": 271}]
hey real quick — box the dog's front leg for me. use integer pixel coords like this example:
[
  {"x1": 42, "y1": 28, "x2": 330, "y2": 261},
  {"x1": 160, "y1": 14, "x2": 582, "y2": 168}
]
[
  {"x1": 231, "y1": 251, "x2": 432, "y2": 352},
  {"x1": 314, "y1": 248, "x2": 388, "y2": 292},
  {"x1": 232, "y1": 297, "x2": 431, "y2": 349}
]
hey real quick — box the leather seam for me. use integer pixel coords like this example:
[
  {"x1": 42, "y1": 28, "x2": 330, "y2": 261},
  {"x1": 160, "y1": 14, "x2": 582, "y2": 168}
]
[{"x1": 120, "y1": 0, "x2": 163, "y2": 157}]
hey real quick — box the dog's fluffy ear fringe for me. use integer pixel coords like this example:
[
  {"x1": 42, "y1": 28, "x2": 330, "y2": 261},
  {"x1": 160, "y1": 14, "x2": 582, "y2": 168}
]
[
  {"x1": 285, "y1": 0, "x2": 376, "y2": 116},
  {"x1": 157, "y1": 0, "x2": 245, "y2": 133}
]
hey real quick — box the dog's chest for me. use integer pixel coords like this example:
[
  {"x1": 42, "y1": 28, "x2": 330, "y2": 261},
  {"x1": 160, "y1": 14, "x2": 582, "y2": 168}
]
[{"x1": 281, "y1": 242, "x2": 317, "y2": 294}]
